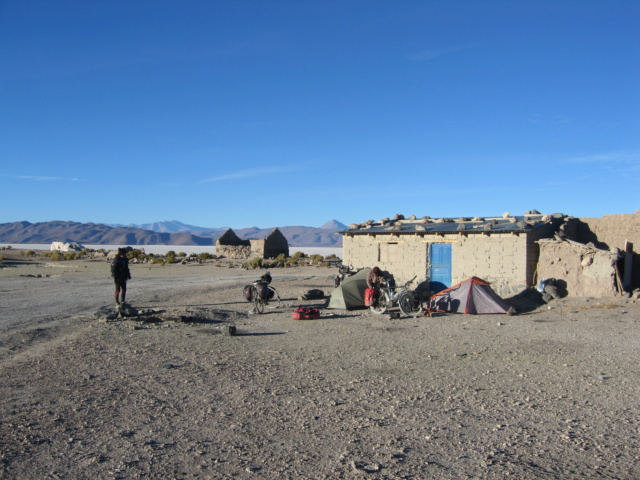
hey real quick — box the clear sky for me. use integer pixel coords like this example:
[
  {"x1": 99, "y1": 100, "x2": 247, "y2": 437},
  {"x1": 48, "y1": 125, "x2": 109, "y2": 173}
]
[{"x1": 1, "y1": 1, "x2": 638, "y2": 229}]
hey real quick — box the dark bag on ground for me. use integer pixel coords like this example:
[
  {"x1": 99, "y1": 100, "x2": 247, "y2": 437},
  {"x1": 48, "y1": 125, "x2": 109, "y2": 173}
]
[
  {"x1": 292, "y1": 307, "x2": 320, "y2": 320},
  {"x1": 298, "y1": 289, "x2": 324, "y2": 300}
]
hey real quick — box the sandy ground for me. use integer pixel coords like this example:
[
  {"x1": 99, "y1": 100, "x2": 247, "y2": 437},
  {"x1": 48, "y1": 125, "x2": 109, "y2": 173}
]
[{"x1": 0, "y1": 250, "x2": 639, "y2": 479}]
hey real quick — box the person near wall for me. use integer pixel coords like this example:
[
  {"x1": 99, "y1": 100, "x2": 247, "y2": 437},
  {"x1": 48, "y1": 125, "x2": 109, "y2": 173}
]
[
  {"x1": 367, "y1": 266, "x2": 385, "y2": 290},
  {"x1": 111, "y1": 247, "x2": 131, "y2": 313}
]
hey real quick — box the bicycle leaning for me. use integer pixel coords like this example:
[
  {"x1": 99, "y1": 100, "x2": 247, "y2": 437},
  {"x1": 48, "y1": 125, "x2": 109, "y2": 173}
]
[
  {"x1": 243, "y1": 272, "x2": 281, "y2": 314},
  {"x1": 370, "y1": 275, "x2": 423, "y2": 317},
  {"x1": 334, "y1": 262, "x2": 356, "y2": 287}
]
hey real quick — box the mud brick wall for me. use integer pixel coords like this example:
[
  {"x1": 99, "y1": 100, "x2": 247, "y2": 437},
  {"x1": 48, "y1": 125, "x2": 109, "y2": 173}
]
[
  {"x1": 342, "y1": 234, "x2": 428, "y2": 286},
  {"x1": 574, "y1": 212, "x2": 640, "y2": 289},
  {"x1": 537, "y1": 240, "x2": 618, "y2": 297},
  {"x1": 343, "y1": 231, "x2": 548, "y2": 297},
  {"x1": 575, "y1": 212, "x2": 639, "y2": 249},
  {"x1": 453, "y1": 233, "x2": 529, "y2": 297}
]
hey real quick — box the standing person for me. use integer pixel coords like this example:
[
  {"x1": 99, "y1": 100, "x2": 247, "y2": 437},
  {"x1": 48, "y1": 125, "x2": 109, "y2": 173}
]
[
  {"x1": 367, "y1": 266, "x2": 385, "y2": 290},
  {"x1": 111, "y1": 248, "x2": 131, "y2": 312}
]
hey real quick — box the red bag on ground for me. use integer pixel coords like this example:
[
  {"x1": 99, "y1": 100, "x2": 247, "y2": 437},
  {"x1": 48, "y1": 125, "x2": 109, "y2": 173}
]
[
  {"x1": 364, "y1": 288, "x2": 377, "y2": 306},
  {"x1": 292, "y1": 307, "x2": 320, "y2": 320}
]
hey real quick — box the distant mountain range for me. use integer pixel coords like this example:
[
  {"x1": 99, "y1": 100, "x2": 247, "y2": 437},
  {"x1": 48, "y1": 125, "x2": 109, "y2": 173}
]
[{"x1": 0, "y1": 220, "x2": 348, "y2": 247}]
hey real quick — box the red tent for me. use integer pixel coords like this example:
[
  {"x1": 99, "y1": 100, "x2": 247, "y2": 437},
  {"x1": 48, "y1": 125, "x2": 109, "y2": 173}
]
[{"x1": 426, "y1": 277, "x2": 511, "y2": 314}]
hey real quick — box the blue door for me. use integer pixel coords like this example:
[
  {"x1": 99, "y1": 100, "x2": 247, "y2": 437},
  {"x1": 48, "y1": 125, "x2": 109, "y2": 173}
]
[{"x1": 429, "y1": 243, "x2": 452, "y2": 293}]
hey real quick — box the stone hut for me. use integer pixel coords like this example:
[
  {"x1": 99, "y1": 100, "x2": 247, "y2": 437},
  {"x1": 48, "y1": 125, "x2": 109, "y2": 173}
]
[
  {"x1": 216, "y1": 227, "x2": 289, "y2": 259},
  {"x1": 339, "y1": 212, "x2": 563, "y2": 297},
  {"x1": 250, "y1": 228, "x2": 289, "y2": 259},
  {"x1": 215, "y1": 229, "x2": 251, "y2": 259}
]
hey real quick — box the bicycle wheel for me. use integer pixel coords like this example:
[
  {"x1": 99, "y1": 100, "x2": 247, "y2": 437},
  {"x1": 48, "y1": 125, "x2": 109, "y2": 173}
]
[
  {"x1": 370, "y1": 290, "x2": 389, "y2": 315},
  {"x1": 399, "y1": 291, "x2": 422, "y2": 317},
  {"x1": 253, "y1": 287, "x2": 264, "y2": 313},
  {"x1": 265, "y1": 286, "x2": 281, "y2": 308}
]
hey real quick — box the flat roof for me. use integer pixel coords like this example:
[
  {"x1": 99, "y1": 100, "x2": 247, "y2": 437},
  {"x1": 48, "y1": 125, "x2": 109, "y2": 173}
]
[{"x1": 339, "y1": 214, "x2": 556, "y2": 235}]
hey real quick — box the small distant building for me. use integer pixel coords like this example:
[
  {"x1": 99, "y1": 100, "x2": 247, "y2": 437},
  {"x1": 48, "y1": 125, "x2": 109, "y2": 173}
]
[
  {"x1": 339, "y1": 213, "x2": 564, "y2": 297},
  {"x1": 216, "y1": 227, "x2": 289, "y2": 259},
  {"x1": 50, "y1": 241, "x2": 84, "y2": 252}
]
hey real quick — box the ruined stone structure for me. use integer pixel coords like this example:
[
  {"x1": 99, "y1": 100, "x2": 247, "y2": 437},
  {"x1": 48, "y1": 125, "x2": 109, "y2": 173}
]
[
  {"x1": 249, "y1": 228, "x2": 289, "y2": 259},
  {"x1": 215, "y1": 229, "x2": 251, "y2": 259},
  {"x1": 340, "y1": 213, "x2": 561, "y2": 297},
  {"x1": 216, "y1": 227, "x2": 289, "y2": 260}
]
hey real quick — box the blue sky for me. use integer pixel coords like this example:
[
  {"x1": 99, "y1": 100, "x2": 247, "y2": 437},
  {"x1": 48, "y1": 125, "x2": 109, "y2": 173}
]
[{"x1": 1, "y1": 1, "x2": 638, "y2": 229}]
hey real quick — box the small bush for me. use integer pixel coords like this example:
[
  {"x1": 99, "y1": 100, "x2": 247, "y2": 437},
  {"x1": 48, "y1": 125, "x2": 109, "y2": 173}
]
[
  {"x1": 325, "y1": 254, "x2": 340, "y2": 260},
  {"x1": 310, "y1": 254, "x2": 325, "y2": 265},
  {"x1": 63, "y1": 252, "x2": 77, "y2": 261},
  {"x1": 177, "y1": 252, "x2": 187, "y2": 257},
  {"x1": 49, "y1": 251, "x2": 61, "y2": 261},
  {"x1": 198, "y1": 252, "x2": 215, "y2": 260},
  {"x1": 127, "y1": 249, "x2": 144, "y2": 260},
  {"x1": 243, "y1": 257, "x2": 263, "y2": 269},
  {"x1": 151, "y1": 257, "x2": 165, "y2": 265}
]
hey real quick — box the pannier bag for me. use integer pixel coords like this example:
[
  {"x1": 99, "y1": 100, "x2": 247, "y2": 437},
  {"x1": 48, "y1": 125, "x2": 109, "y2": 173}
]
[
  {"x1": 243, "y1": 285, "x2": 253, "y2": 302},
  {"x1": 257, "y1": 282, "x2": 270, "y2": 300},
  {"x1": 364, "y1": 288, "x2": 377, "y2": 306},
  {"x1": 292, "y1": 307, "x2": 320, "y2": 320}
]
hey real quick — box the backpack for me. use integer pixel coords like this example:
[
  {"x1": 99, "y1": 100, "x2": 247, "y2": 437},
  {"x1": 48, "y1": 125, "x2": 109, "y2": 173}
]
[
  {"x1": 111, "y1": 257, "x2": 128, "y2": 279},
  {"x1": 243, "y1": 285, "x2": 253, "y2": 302},
  {"x1": 292, "y1": 307, "x2": 320, "y2": 320}
]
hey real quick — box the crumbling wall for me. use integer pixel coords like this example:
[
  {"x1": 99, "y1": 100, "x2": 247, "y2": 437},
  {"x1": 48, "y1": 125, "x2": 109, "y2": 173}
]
[
  {"x1": 537, "y1": 239, "x2": 619, "y2": 297},
  {"x1": 575, "y1": 211, "x2": 640, "y2": 250},
  {"x1": 215, "y1": 228, "x2": 251, "y2": 259},
  {"x1": 563, "y1": 212, "x2": 640, "y2": 290}
]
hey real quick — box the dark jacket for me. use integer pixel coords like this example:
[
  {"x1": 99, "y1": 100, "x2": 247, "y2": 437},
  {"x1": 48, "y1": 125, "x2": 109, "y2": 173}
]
[{"x1": 367, "y1": 268, "x2": 385, "y2": 289}]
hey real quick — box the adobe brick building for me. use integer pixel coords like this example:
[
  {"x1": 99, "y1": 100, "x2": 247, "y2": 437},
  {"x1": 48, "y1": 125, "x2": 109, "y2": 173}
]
[
  {"x1": 340, "y1": 213, "x2": 563, "y2": 297},
  {"x1": 340, "y1": 211, "x2": 639, "y2": 298}
]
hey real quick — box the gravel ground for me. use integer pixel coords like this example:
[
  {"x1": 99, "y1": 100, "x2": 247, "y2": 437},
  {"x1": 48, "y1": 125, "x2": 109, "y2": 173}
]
[{"x1": 1, "y1": 251, "x2": 639, "y2": 479}]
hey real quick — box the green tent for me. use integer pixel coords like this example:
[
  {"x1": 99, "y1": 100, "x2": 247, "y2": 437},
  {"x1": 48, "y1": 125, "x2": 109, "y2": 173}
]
[{"x1": 325, "y1": 268, "x2": 370, "y2": 310}]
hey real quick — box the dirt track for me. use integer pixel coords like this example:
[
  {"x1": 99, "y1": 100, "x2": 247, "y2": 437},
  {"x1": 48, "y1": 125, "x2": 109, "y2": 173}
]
[{"x1": 1, "y1": 251, "x2": 639, "y2": 479}]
